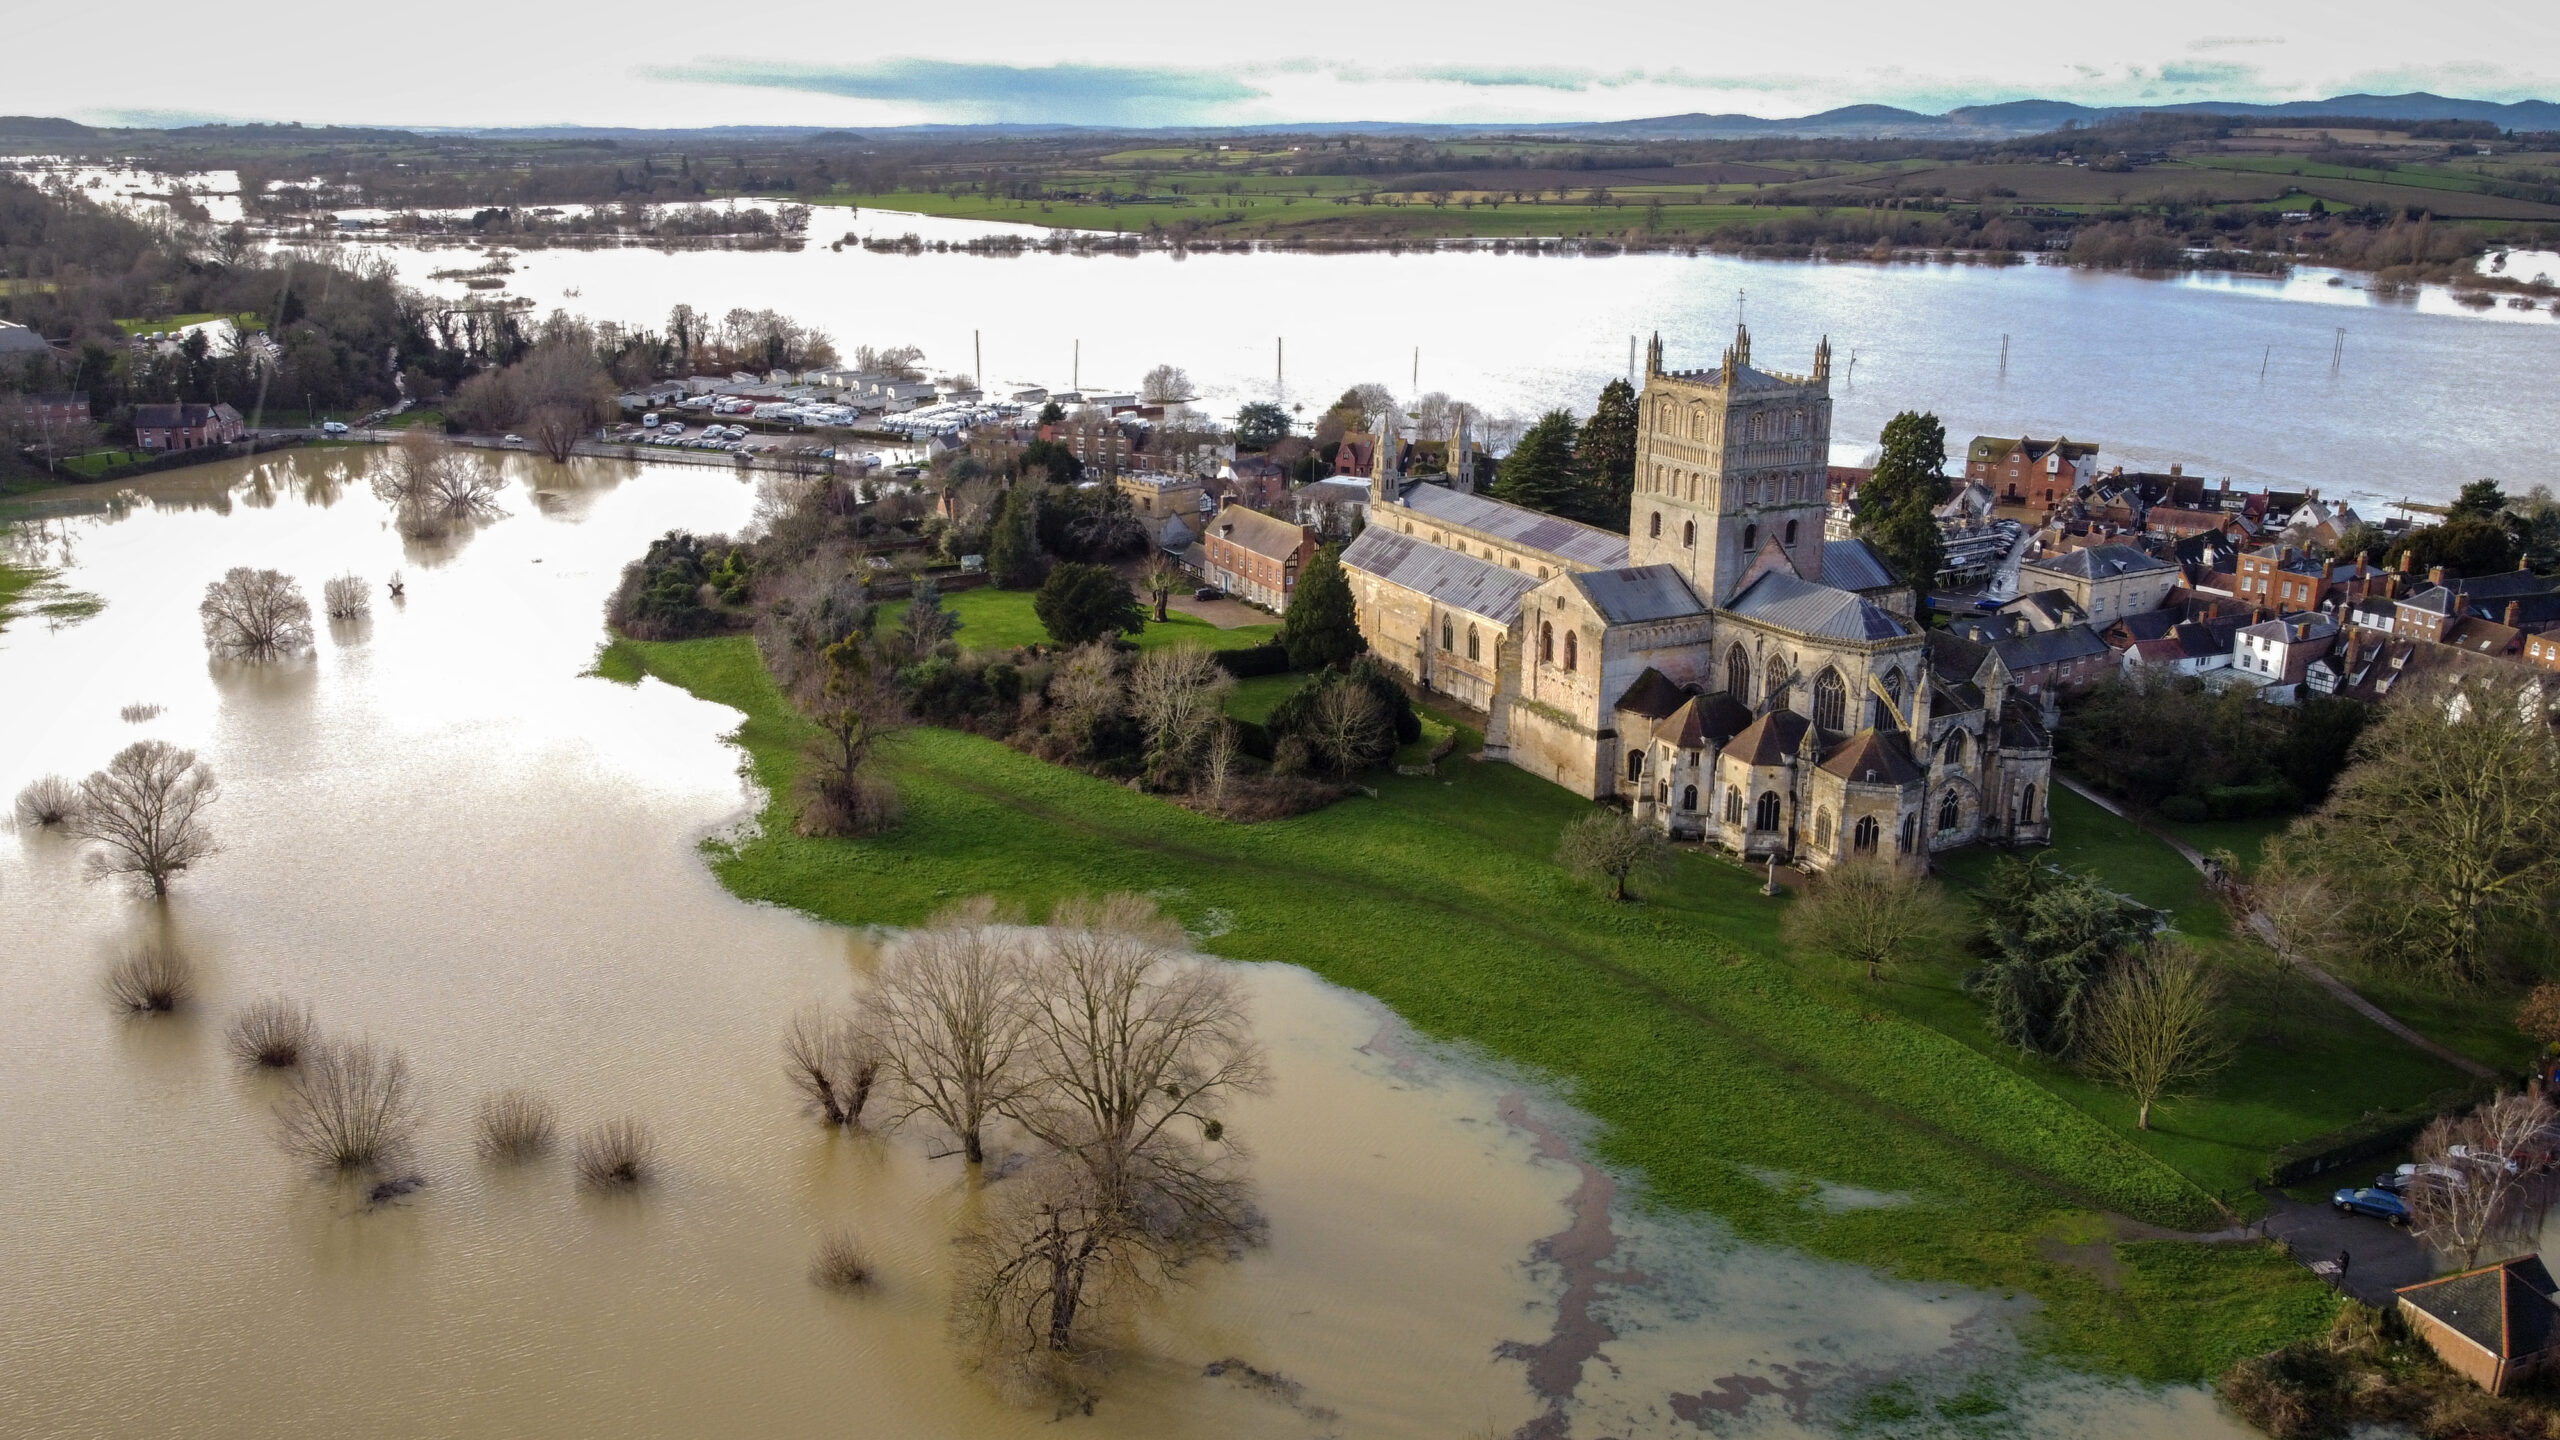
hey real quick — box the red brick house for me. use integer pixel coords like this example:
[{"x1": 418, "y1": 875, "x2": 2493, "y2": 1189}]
[
  {"x1": 1203, "y1": 507, "x2": 1317, "y2": 613},
  {"x1": 1966, "y1": 435, "x2": 2100, "y2": 511},
  {"x1": 2398, "y1": 1255, "x2": 2560, "y2": 1397},
  {"x1": 134, "y1": 402, "x2": 244, "y2": 451},
  {"x1": 7, "y1": 392, "x2": 89, "y2": 429}
]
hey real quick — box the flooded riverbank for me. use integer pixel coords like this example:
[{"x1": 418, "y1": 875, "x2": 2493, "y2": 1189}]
[{"x1": 1, "y1": 453, "x2": 2255, "y2": 1437}]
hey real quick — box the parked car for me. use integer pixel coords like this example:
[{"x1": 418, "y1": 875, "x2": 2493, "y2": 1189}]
[
  {"x1": 1195, "y1": 586, "x2": 1222, "y2": 601},
  {"x1": 2333, "y1": 1186, "x2": 2411, "y2": 1224},
  {"x1": 320, "y1": 421, "x2": 349, "y2": 436},
  {"x1": 2387, "y1": 1162, "x2": 2468, "y2": 1192}
]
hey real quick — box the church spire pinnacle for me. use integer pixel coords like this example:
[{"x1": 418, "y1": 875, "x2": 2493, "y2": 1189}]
[
  {"x1": 1644, "y1": 331, "x2": 1663, "y2": 378},
  {"x1": 1734, "y1": 322, "x2": 1752, "y2": 369},
  {"x1": 1813, "y1": 335, "x2": 1832, "y2": 384}
]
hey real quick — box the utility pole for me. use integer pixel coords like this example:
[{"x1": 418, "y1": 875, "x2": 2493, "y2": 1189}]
[
  {"x1": 973, "y1": 329, "x2": 982, "y2": 394},
  {"x1": 1412, "y1": 346, "x2": 1419, "y2": 392},
  {"x1": 1073, "y1": 338, "x2": 1079, "y2": 393},
  {"x1": 1276, "y1": 336, "x2": 1284, "y2": 403},
  {"x1": 1998, "y1": 333, "x2": 2010, "y2": 384}
]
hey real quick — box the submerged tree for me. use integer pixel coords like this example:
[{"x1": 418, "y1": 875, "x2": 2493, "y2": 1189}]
[
  {"x1": 783, "y1": 1004, "x2": 882, "y2": 1127},
  {"x1": 70, "y1": 740, "x2": 218, "y2": 897},
  {"x1": 199, "y1": 567, "x2": 314, "y2": 660},
  {"x1": 869, "y1": 898, "x2": 1035, "y2": 1166},
  {"x1": 276, "y1": 1038, "x2": 422, "y2": 1176},
  {"x1": 370, "y1": 430, "x2": 504, "y2": 537}
]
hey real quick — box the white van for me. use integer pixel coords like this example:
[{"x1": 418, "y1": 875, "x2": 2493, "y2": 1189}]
[{"x1": 641, "y1": 412, "x2": 660, "y2": 428}]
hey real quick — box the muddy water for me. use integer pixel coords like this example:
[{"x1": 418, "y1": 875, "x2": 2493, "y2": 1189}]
[{"x1": 0, "y1": 452, "x2": 2250, "y2": 1437}]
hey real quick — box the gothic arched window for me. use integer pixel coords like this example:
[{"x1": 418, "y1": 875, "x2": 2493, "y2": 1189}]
[
  {"x1": 1853, "y1": 815, "x2": 1880, "y2": 852},
  {"x1": 1627, "y1": 752, "x2": 1644, "y2": 782},
  {"x1": 1683, "y1": 519, "x2": 1696, "y2": 547},
  {"x1": 1563, "y1": 630, "x2": 1579, "y2": 672},
  {"x1": 1540, "y1": 622, "x2": 1554, "y2": 665},
  {"x1": 1742, "y1": 523, "x2": 1758, "y2": 553},
  {"x1": 1938, "y1": 790, "x2": 1962, "y2": 832},
  {"x1": 1754, "y1": 790, "x2": 1781, "y2": 831},
  {"x1": 1440, "y1": 618, "x2": 1453, "y2": 651},
  {"x1": 1649, "y1": 511, "x2": 1662, "y2": 538},
  {"x1": 1682, "y1": 784, "x2": 1698, "y2": 811},
  {"x1": 1943, "y1": 730, "x2": 1967, "y2": 767},
  {"x1": 1900, "y1": 814, "x2": 1916, "y2": 853},
  {"x1": 1466, "y1": 625, "x2": 1480, "y2": 661},
  {"x1": 1724, "y1": 785, "x2": 1744, "y2": 824},
  {"x1": 1724, "y1": 643, "x2": 1751, "y2": 702},
  {"x1": 1763, "y1": 655, "x2": 1790, "y2": 708},
  {"x1": 1784, "y1": 519, "x2": 1799, "y2": 548},
  {"x1": 1813, "y1": 808, "x2": 1833, "y2": 848},
  {"x1": 1813, "y1": 667, "x2": 1847, "y2": 732},
  {"x1": 1883, "y1": 668, "x2": 1904, "y2": 706},
  {"x1": 2018, "y1": 785, "x2": 2038, "y2": 824}
]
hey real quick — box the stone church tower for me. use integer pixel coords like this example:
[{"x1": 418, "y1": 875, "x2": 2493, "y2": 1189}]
[{"x1": 1627, "y1": 325, "x2": 1834, "y2": 605}]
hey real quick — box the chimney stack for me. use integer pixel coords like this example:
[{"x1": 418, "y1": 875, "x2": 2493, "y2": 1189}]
[
  {"x1": 2508, "y1": 600, "x2": 2522, "y2": 627},
  {"x1": 2429, "y1": 565, "x2": 2446, "y2": 586}
]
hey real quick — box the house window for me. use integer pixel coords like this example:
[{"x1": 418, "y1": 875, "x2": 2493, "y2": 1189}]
[
  {"x1": 1563, "y1": 631, "x2": 1578, "y2": 672},
  {"x1": 1853, "y1": 815, "x2": 1880, "y2": 852},
  {"x1": 1754, "y1": 791, "x2": 1781, "y2": 831},
  {"x1": 1682, "y1": 783, "x2": 1698, "y2": 811},
  {"x1": 1649, "y1": 512, "x2": 1662, "y2": 538},
  {"x1": 1683, "y1": 519, "x2": 1695, "y2": 547},
  {"x1": 1938, "y1": 790, "x2": 1961, "y2": 832},
  {"x1": 1725, "y1": 643, "x2": 1752, "y2": 702},
  {"x1": 1466, "y1": 625, "x2": 1480, "y2": 661},
  {"x1": 1725, "y1": 785, "x2": 1744, "y2": 824},
  {"x1": 1540, "y1": 622, "x2": 1553, "y2": 664},
  {"x1": 1812, "y1": 668, "x2": 1847, "y2": 732},
  {"x1": 1814, "y1": 808, "x2": 1833, "y2": 848},
  {"x1": 1627, "y1": 752, "x2": 1644, "y2": 782}
]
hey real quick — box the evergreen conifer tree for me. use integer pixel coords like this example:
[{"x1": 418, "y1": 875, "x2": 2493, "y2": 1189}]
[
  {"x1": 1281, "y1": 544, "x2": 1365, "y2": 670},
  {"x1": 1490, "y1": 409, "x2": 1594, "y2": 521},
  {"x1": 1575, "y1": 379, "x2": 1639, "y2": 523},
  {"x1": 1855, "y1": 411, "x2": 1951, "y2": 599},
  {"x1": 986, "y1": 484, "x2": 1043, "y2": 589}
]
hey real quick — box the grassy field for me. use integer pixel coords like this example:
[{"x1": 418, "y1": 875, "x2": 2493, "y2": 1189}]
[
  {"x1": 112, "y1": 310, "x2": 262, "y2": 335},
  {"x1": 1223, "y1": 671, "x2": 1307, "y2": 724},
  {"x1": 0, "y1": 561, "x2": 41, "y2": 632},
  {"x1": 594, "y1": 631, "x2": 2412, "y2": 1383},
  {"x1": 882, "y1": 586, "x2": 1279, "y2": 654}
]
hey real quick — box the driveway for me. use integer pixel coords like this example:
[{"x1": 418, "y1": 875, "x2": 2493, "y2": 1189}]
[
  {"x1": 1164, "y1": 593, "x2": 1273, "y2": 629},
  {"x1": 2257, "y1": 1189, "x2": 2434, "y2": 1307}
]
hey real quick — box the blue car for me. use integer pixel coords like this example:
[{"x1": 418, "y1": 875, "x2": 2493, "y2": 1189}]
[{"x1": 2333, "y1": 1186, "x2": 2410, "y2": 1224}]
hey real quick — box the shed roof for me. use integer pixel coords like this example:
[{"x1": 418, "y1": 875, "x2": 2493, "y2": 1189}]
[
  {"x1": 1338, "y1": 527, "x2": 1540, "y2": 625},
  {"x1": 2399, "y1": 1255, "x2": 2560, "y2": 1361}
]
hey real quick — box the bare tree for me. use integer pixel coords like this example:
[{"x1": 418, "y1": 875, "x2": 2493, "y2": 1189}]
[
  {"x1": 1047, "y1": 641, "x2": 1125, "y2": 752},
  {"x1": 1138, "y1": 364, "x2": 1195, "y2": 404},
  {"x1": 104, "y1": 942, "x2": 192, "y2": 1014},
  {"x1": 1127, "y1": 644, "x2": 1234, "y2": 764},
  {"x1": 371, "y1": 431, "x2": 504, "y2": 537},
  {"x1": 2077, "y1": 940, "x2": 2236, "y2": 1130},
  {"x1": 226, "y1": 996, "x2": 315, "y2": 1067},
  {"x1": 13, "y1": 774, "x2": 81, "y2": 828},
  {"x1": 1301, "y1": 676, "x2": 1389, "y2": 778},
  {"x1": 783, "y1": 1004, "x2": 882, "y2": 1126},
  {"x1": 811, "y1": 1229, "x2": 875, "y2": 1290},
  {"x1": 2238, "y1": 866, "x2": 2343, "y2": 1043},
  {"x1": 322, "y1": 573, "x2": 371, "y2": 621},
  {"x1": 1204, "y1": 722, "x2": 1238, "y2": 810},
  {"x1": 2404, "y1": 1091, "x2": 2560, "y2": 1269},
  {"x1": 1781, "y1": 859, "x2": 1961, "y2": 981},
  {"x1": 869, "y1": 898, "x2": 1035, "y2": 1166},
  {"x1": 575, "y1": 1117, "x2": 656, "y2": 1190},
  {"x1": 961, "y1": 895, "x2": 1264, "y2": 1362},
  {"x1": 1555, "y1": 808, "x2": 1671, "y2": 902},
  {"x1": 199, "y1": 567, "x2": 314, "y2": 660},
  {"x1": 475, "y1": 1089, "x2": 558, "y2": 1163},
  {"x1": 70, "y1": 740, "x2": 218, "y2": 897},
  {"x1": 276, "y1": 1038, "x2": 422, "y2": 1175}
]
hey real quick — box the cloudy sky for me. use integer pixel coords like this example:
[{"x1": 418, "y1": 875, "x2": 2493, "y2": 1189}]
[{"x1": 25, "y1": 0, "x2": 2557, "y2": 130}]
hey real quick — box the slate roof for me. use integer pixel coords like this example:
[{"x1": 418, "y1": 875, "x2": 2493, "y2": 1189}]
[
  {"x1": 1948, "y1": 616, "x2": 2110, "y2": 670},
  {"x1": 1725, "y1": 708, "x2": 1810, "y2": 767},
  {"x1": 1726, "y1": 570, "x2": 1910, "y2": 642},
  {"x1": 2025, "y1": 543, "x2": 2175, "y2": 581},
  {"x1": 1659, "y1": 693, "x2": 1754, "y2": 750},
  {"x1": 1338, "y1": 527, "x2": 1540, "y2": 625},
  {"x1": 1399, "y1": 485, "x2": 1630, "y2": 569},
  {"x1": 1206, "y1": 505, "x2": 1310, "y2": 562},
  {"x1": 1614, "y1": 667, "x2": 1690, "y2": 720},
  {"x1": 2238, "y1": 612, "x2": 2337, "y2": 646},
  {"x1": 1820, "y1": 538, "x2": 1899, "y2": 592},
  {"x1": 1819, "y1": 730, "x2": 1925, "y2": 787},
  {"x1": 2399, "y1": 1255, "x2": 2560, "y2": 1361},
  {"x1": 2005, "y1": 589, "x2": 2089, "y2": 628},
  {"x1": 0, "y1": 320, "x2": 52, "y2": 356},
  {"x1": 2113, "y1": 609, "x2": 2182, "y2": 643},
  {"x1": 1566, "y1": 565, "x2": 1708, "y2": 625}
]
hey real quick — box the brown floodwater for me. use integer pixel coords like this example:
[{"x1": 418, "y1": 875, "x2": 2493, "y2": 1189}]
[{"x1": 0, "y1": 453, "x2": 2255, "y2": 1437}]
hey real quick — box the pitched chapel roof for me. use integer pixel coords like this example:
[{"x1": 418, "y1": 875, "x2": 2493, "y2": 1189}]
[
  {"x1": 1726, "y1": 570, "x2": 1910, "y2": 642},
  {"x1": 1724, "y1": 708, "x2": 1811, "y2": 767},
  {"x1": 1818, "y1": 730, "x2": 1926, "y2": 787},
  {"x1": 1658, "y1": 692, "x2": 1755, "y2": 750},
  {"x1": 1614, "y1": 667, "x2": 1690, "y2": 720},
  {"x1": 1399, "y1": 485, "x2": 1630, "y2": 569},
  {"x1": 1820, "y1": 537, "x2": 1899, "y2": 592},
  {"x1": 1565, "y1": 564, "x2": 1708, "y2": 625},
  {"x1": 1337, "y1": 527, "x2": 1540, "y2": 625}
]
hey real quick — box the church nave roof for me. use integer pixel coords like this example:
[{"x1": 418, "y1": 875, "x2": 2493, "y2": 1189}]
[
  {"x1": 1338, "y1": 526, "x2": 1542, "y2": 625},
  {"x1": 1399, "y1": 485, "x2": 1631, "y2": 571}
]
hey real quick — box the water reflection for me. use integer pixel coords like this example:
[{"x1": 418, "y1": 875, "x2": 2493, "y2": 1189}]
[{"x1": 0, "y1": 452, "x2": 2251, "y2": 1437}]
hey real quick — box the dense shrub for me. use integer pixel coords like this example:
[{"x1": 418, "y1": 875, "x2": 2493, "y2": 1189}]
[
  {"x1": 1032, "y1": 563, "x2": 1145, "y2": 647},
  {"x1": 1213, "y1": 640, "x2": 1292, "y2": 679},
  {"x1": 609, "y1": 530, "x2": 749, "y2": 639}
]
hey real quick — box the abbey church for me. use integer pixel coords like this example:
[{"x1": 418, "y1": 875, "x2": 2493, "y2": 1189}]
[{"x1": 1337, "y1": 324, "x2": 2054, "y2": 870}]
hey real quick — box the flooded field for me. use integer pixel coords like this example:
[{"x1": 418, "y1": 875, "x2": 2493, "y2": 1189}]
[{"x1": 1, "y1": 453, "x2": 2255, "y2": 1437}]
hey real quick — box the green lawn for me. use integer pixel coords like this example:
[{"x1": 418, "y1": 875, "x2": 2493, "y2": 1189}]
[
  {"x1": 112, "y1": 310, "x2": 262, "y2": 336},
  {"x1": 883, "y1": 585, "x2": 1279, "y2": 654},
  {"x1": 600, "y1": 633, "x2": 2363, "y2": 1383},
  {"x1": 1224, "y1": 671, "x2": 1307, "y2": 724},
  {"x1": 0, "y1": 561, "x2": 42, "y2": 632},
  {"x1": 60, "y1": 449, "x2": 150, "y2": 477},
  {"x1": 2160, "y1": 814, "x2": 2291, "y2": 876}
]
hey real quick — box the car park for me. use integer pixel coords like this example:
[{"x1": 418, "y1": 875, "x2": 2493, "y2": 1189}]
[{"x1": 2333, "y1": 1186, "x2": 2410, "y2": 1223}]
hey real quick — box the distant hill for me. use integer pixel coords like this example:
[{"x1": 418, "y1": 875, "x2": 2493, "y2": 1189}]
[{"x1": 0, "y1": 116, "x2": 99, "y2": 138}]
